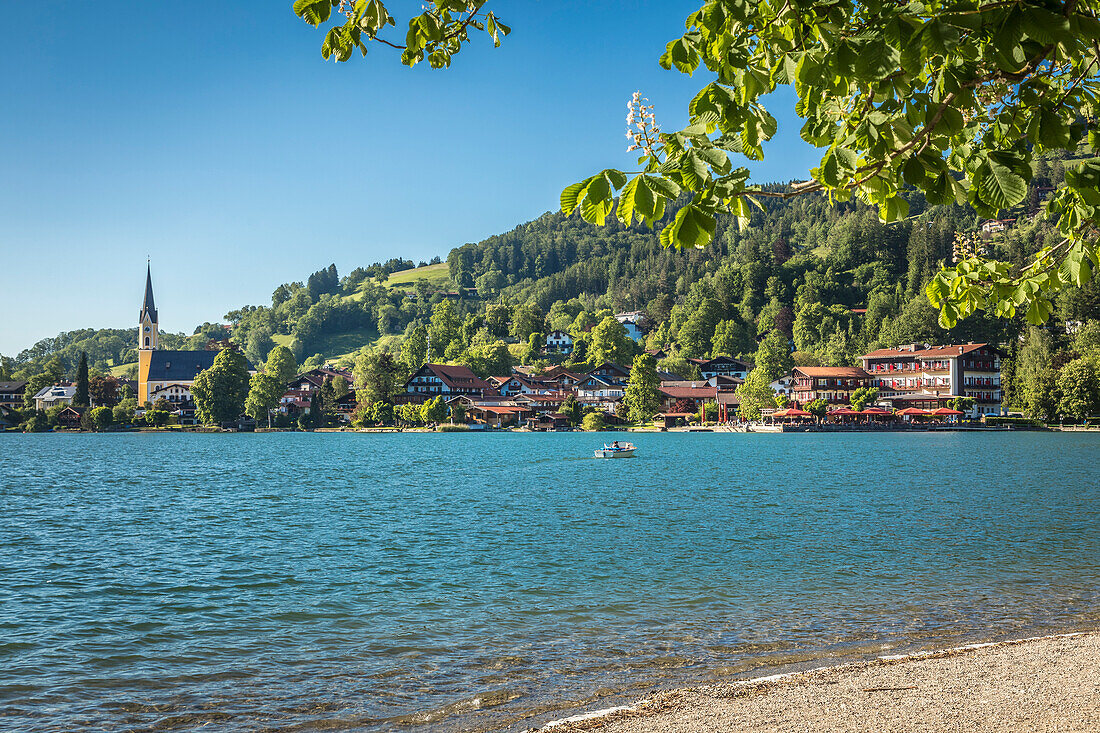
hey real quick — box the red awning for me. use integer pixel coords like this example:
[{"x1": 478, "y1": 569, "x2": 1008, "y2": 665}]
[
  {"x1": 896, "y1": 407, "x2": 930, "y2": 416},
  {"x1": 774, "y1": 408, "x2": 811, "y2": 417},
  {"x1": 828, "y1": 407, "x2": 859, "y2": 415},
  {"x1": 931, "y1": 407, "x2": 964, "y2": 415},
  {"x1": 859, "y1": 407, "x2": 891, "y2": 415}
]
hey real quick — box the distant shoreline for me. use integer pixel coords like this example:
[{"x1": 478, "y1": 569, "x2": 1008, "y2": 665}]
[{"x1": 7, "y1": 425, "x2": 1100, "y2": 435}]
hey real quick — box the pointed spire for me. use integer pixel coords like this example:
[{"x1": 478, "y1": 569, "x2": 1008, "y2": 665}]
[{"x1": 141, "y1": 262, "x2": 158, "y2": 323}]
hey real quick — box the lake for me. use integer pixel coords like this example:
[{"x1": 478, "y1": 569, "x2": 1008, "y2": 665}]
[{"x1": 1, "y1": 431, "x2": 1098, "y2": 731}]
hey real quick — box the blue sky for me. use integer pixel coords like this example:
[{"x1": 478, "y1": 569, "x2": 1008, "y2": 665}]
[{"x1": 0, "y1": 1, "x2": 820, "y2": 356}]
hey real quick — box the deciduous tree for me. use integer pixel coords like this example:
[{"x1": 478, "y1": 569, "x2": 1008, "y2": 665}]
[
  {"x1": 88, "y1": 375, "x2": 120, "y2": 407},
  {"x1": 623, "y1": 353, "x2": 661, "y2": 424},
  {"x1": 191, "y1": 348, "x2": 251, "y2": 425},
  {"x1": 1056, "y1": 357, "x2": 1100, "y2": 420},
  {"x1": 589, "y1": 316, "x2": 634, "y2": 366},
  {"x1": 245, "y1": 372, "x2": 285, "y2": 427},
  {"x1": 265, "y1": 345, "x2": 298, "y2": 385}
]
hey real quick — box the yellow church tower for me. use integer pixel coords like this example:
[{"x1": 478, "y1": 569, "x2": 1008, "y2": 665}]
[{"x1": 137, "y1": 264, "x2": 158, "y2": 405}]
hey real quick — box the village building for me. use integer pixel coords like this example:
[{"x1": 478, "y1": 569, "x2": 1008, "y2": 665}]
[
  {"x1": 149, "y1": 383, "x2": 198, "y2": 423},
  {"x1": 496, "y1": 374, "x2": 555, "y2": 397},
  {"x1": 587, "y1": 362, "x2": 631, "y2": 382},
  {"x1": 706, "y1": 374, "x2": 744, "y2": 390},
  {"x1": 525, "y1": 412, "x2": 570, "y2": 431},
  {"x1": 444, "y1": 395, "x2": 531, "y2": 427},
  {"x1": 513, "y1": 392, "x2": 572, "y2": 414},
  {"x1": 859, "y1": 342, "x2": 1003, "y2": 417},
  {"x1": 278, "y1": 366, "x2": 356, "y2": 418},
  {"x1": 56, "y1": 405, "x2": 87, "y2": 429},
  {"x1": 790, "y1": 366, "x2": 873, "y2": 405},
  {"x1": 33, "y1": 383, "x2": 76, "y2": 412},
  {"x1": 657, "y1": 381, "x2": 718, "y2": 413},
  {"x1": 980, "y1": 218, "x2": 1015, "y2": 234},
  {"x1": 545, "y1": 330, "x2": 574, "y2": 355},
  {"x1": 687, "y1": 355, "x2": 754, "y2": 380},
  {"x1": 136, "y1": 265, "x2": 253, "y2": 407},
  {"x1": 539, "y1": 365, "x2": 585, "y2": 390},
  {"x1": 613, "y1": 311, "x2": 648, "y2": 341},
  {"x1": 577, "y1": 374, "x2": 626, "y2": 401},
  {"x1": 403, "y1": 363, "x2": 495, "y2": 398},
  {"x1": 0, "y1": 380, "x2": 28, "y2": 410}
]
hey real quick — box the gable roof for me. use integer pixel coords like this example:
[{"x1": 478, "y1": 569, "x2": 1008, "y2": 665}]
[
  {"x1": 0, "y1": 381, "x2": 28, "y2": 393},
  {"x1": 414, "y1": 363, "x2": 493, "y2": 392},
  {"x1": 792, "y1": 366, "x2": 871, "y2": 379},
  {"x1": 34, "y1": 384, "x2": 76, "y2": 400},
  {"x1": 291, "y1": 367, "x2": 353, "y2": 388},
  {"x1": 145, "y1": 350, "x2": 254, "y2": 382},
  {"x1": 541, "y1": 365, "x2": 583, "y2": 380},
  {"x1": 861, "y1": 343, "x2": 998, "y2": 360},
  {"x1": 587, "y1": 362, "x2": 630, "y2": 378},
  {"x1": 688, "y1": 355, "x2": 755, "y2": 369},
  {"x1": 659, "y1": 385, "x2": 717, "y2": 399}
]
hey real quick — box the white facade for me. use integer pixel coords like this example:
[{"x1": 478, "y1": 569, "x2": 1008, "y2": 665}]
[
  {"x1": 34, "y1": 384, "x2": 76, "y2": 412},
  {"x1": 614, "y1": 312, "x2": 646, "y2": 342},
  {"x1": 545, "y1": 330, "x2": 574, "y2": 354}
]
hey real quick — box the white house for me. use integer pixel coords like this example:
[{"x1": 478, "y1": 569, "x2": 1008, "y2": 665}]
[
  {"x1": 34, "y1": 384, "x2": 76, "y2": 412},
  {"x1": 770, "y1": 375, "x2": 794, "y2": 398},
  {"x1": 614, "y1": 311, "x2": 647, "y2": 342},
  {"x1": 545, "y1": 330, "x2": 574, "y2": 354},
  {"x1": 577, "y1": 374, "x2": 625, "y2": 400}
]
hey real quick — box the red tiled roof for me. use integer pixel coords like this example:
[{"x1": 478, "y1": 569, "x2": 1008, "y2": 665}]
[
  {"x1": 658, "y1": 385, "x2": 717, "y2": 399},
  {"x1": 792, "y1": 367, "x2": 871, "y2": 379},
  {"x1": 861, "y1": 343, "x2": 992, "y2": 359},
  {"x1": 420, "y1": 364, "x2": 494, "y2": 391}
]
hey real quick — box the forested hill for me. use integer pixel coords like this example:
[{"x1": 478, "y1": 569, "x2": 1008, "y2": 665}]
[{"x1": 5, "y1": 150, "x2": 1098, "y2": 404}]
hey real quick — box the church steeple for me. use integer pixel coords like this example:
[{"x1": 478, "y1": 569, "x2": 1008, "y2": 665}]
[{"x1": 139, "y1": 263, "x2": 159, "y2": 350}]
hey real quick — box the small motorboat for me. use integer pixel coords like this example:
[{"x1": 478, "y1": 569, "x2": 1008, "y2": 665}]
[{"x1": 594, "y1": 441, "x2": 636, "y2": 458}]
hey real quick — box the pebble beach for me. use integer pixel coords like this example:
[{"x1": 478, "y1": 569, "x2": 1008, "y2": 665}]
[{"x1": 540, "y1": 632, "x2": 1100, "y2": 733}]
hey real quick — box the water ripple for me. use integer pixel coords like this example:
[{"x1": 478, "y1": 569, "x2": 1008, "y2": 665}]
[{"x1": 0, "y1": 431, "x2": 1098, "y2": 731}]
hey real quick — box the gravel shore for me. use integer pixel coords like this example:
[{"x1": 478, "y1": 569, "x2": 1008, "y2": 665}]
[{"x1": 539, "y1": 632, "x2": 1100, "y2": 732}]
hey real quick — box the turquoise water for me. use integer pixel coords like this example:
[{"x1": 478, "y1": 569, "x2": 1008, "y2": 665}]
[{"x1": 1, "y1": 431, "x2": 1099, "y2": 731}]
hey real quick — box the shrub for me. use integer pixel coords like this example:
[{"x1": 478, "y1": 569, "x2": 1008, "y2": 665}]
[
  {"x1": 983, "y1": 416, "x2": 1046, "y2": 429},
  {"x1": 582, "y1": 412, "x2": 605, "y2": 431}
]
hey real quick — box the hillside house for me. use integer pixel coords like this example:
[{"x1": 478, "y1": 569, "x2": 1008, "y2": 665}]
[
  {"x1": 545, "y1": 330, "x2": 574, "y2": 355},
  {"x1": 0, "y1": 380, "x2": 28, "y2": 410},
  {"x1": 404, "y1": 363, "x2": 495, "y2": 397},
  {"x1": 688, "y1": 355, "x2": 754, "y2": 380}
]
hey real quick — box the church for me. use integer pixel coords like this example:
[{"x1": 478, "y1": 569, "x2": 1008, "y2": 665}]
[{"x1": 136, "y1": 265, "x2": 237, "y2": 408}]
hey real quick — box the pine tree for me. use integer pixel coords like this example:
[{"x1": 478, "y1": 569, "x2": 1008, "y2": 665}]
[{"x1": 73, "y1": 351, "x2": 90, "y2": 407}]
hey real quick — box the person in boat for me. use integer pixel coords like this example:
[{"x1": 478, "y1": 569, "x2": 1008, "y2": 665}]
[{"x1": 611, "y1": 440, "x2": 620, "y2": 450}]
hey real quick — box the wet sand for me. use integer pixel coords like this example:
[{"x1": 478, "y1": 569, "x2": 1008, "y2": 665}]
[{"x1": 538, "y1": 632, "x2": 1100, "y2": 732}]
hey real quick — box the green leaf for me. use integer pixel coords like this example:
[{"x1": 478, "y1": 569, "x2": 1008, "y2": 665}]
[
  {"x1": 647, "y1": 176, "x2": 681, "y2": 200},
  {"x1": 294, "y1": 0, "x2": 332, "y2": 26},
  {"x1": 560, "y1": 179, "x2": 589, "y2": 216},
  {"x1": 902, "y1": 157, "x2": 926, "y2": 186},
  {"x1": 975, "y1": 158, "x2": 1027, "y2": 210},
  {"x1": 322, "y1": 26, "x2": 352, "y2": 61},
  {"x1": 1025, "y1": 297, "x2": 1052, "y2": 325},
  {"x1": 662, "y1": 205, "x2": 716, "y2": 250},
  {"x1": 617, "y1": 176, "x2": 642, "y2": 226},
  {"x1": 925, "y1": 271, "x2": 950, "y2": 307},
  {"x1": 879, "y1": 195, "x2": 909, "y2": 222}
]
